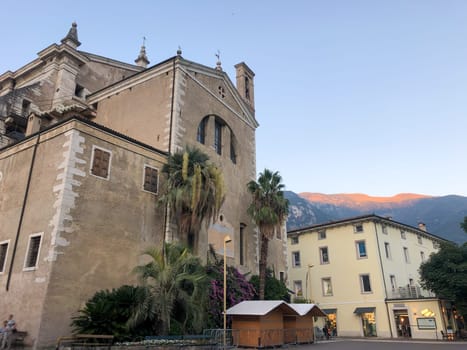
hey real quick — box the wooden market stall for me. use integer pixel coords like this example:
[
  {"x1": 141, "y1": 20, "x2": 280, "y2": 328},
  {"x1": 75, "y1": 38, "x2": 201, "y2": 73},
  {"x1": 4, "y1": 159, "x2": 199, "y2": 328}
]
[
  {"x1": 227, "y1": 301, "x2": 327, "y2": 347},
  {"x1": 227, "y1": 300, "x2": 297, "y2": 347},
  {"x1": 285, "y1": 303, "x2": 327, "y2": 343}
]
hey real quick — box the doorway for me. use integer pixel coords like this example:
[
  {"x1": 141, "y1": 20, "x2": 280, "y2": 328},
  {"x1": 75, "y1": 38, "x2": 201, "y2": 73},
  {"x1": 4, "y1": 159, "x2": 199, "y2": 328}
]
[{"x1": 394, "y1": 310, "x2": 411, "y2": 338}]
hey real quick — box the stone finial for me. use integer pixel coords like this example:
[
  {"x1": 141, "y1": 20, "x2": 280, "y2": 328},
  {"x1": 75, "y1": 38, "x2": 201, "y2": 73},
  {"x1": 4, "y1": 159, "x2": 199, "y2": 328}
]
[
  {"x1": 215, "y1": 50, "x2": 222, "y2": 71},
  {"x1": 61, "y1": 22, "x2": 81, "y2": 49},
  {"x1": 135, "y1": 37, "x2": 150, "y2": 68},
  {"x1": 177, "y1": 46, "x2": 182, "y2": 56}
]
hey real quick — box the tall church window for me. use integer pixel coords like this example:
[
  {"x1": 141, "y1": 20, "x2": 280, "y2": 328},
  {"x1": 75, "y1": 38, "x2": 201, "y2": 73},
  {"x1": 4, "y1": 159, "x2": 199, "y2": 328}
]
[
  {"x1": 214, "y1": 119, "x2": 223, "y2": 155},
  {"x1": 197, "y1": 117, "x2": 208, "y2": 144}
]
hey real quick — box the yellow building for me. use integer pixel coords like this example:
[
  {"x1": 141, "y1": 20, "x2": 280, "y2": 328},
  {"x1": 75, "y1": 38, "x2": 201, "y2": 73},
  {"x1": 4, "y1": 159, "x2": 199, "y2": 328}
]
[{"x1": 287, "y1": 214, "x2": 455, "y2": 340}]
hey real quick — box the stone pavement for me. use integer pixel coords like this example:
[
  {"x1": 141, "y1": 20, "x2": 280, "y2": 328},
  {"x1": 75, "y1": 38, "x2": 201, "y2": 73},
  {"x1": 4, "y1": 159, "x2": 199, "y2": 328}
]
[{"x1": 284, "y1": 338, "x2": 467, "y2": 350}]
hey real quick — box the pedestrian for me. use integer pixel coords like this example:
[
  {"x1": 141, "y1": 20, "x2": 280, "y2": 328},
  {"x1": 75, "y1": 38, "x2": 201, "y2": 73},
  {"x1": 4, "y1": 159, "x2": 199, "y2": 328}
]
[
  {"x1": 322, "y1": 325, "x2": 330, "y2": 340},
  {"x1": 2, "y1": 315, "x2": 16, "y2": 350}
]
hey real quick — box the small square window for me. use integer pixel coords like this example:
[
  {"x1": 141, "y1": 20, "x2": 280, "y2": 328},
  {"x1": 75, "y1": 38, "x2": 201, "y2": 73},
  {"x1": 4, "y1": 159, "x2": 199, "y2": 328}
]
[
  {"x1": 91, "y1": 147, "x2": 111, "y2": 179},
  {"x1": 318, "y1": 230, "x2": 326, "y2": 240},
  {"x1": 0, "y1": 242, "x2": 9, "y2": 273},
  {"x1": 291, "y1": 236, "x2": 299, "y2": 245},
  {"x1": 400, "y1": 230, "x2": 406, "y2": 240},
  {"x1": 382, "y1": 224, "x2": 388, "y2": 234},
  {"x1": 143, "y1": 165, "x2": 159, "y2": 194},
  {"x1": 354, "y1": 224, "x2": 364, "y2": 233},
  {"x1": 24, "y1": 234, "x2": 42, "y2": 270},
  {"x1": 417, "y1": 234, "x2": 423, "y2": 245}
]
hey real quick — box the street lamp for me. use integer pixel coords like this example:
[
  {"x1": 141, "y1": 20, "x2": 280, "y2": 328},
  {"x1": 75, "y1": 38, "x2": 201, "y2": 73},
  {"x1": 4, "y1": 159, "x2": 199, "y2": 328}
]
[
  {"x1": 223, "y1": 235, "x2": 232, "y2": 348},
  {"x1": 305, "y1": 264, "x2": 314, "y2": 302}
]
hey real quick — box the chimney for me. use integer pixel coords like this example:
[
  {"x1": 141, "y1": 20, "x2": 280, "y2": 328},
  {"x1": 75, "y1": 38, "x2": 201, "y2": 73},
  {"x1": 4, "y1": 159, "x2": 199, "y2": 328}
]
[
  {"x1": 26, "y1": 113, "x2": 41, "y2": 136},
  {"x1": 234, "y1": 62, "x2": 255, "y2": 109},
  {"x1": 418, "y1": 222, "x2": 427, "y2": 231}
]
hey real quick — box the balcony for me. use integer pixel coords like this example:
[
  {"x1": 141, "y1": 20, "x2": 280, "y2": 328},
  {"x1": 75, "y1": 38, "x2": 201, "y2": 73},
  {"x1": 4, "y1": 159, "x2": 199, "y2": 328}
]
[{"x1": 388, "y1": 285, "x2": 436, "y2": 299}]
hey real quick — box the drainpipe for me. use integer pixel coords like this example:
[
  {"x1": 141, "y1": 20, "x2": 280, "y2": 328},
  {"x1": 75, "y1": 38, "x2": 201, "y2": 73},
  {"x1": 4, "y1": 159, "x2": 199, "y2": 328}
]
[
  {"x1": 373, "y1": 220, "x2": 394, "y2": 338},
  {"x1": 162, "y1": 58, "x2": 177, "y2": 255},
  {"x1": 6, "y1": 134, "x2": 40, "y2": 291}
]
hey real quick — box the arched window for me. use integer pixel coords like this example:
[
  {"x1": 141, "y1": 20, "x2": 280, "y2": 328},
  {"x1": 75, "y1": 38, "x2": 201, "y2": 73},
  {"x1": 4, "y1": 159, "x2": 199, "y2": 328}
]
[{"x1": 196, "y1": 115, "x2": 237, "y2": 164}]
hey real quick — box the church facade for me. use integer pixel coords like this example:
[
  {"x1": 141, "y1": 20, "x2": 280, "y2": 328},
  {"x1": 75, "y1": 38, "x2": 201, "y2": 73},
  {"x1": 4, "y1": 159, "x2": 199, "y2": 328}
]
[{"x1": 0, "y1": 24, "x2": 288, "y2": 348}]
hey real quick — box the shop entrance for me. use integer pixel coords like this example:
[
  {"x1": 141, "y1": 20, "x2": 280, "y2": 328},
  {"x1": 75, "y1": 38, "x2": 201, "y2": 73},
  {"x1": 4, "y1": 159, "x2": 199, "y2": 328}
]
[
  {"x1": 394, "y1": 310, "x2": 411, "y2": 338},
  {"x1": 354, "y1": 307, "x2": 377, "y2": 337},
  {"x1": 325, "y1": 311, "x2": 337, "y2": 336}
]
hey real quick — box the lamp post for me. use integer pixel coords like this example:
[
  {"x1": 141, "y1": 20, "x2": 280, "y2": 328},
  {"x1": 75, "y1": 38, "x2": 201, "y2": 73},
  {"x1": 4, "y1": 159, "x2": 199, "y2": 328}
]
[
  {"x1": 305, "y1": 264, "x2": 314, "y2": 302},
  {"x1": 223, "y1": 235, "x2": 232, "y2": 348}
]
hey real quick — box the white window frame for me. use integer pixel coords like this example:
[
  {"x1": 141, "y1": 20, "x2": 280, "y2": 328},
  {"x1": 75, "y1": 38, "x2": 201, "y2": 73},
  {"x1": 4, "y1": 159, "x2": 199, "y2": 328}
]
[
  {"x1": 322, "y1": 277, "x2": 333, "y2": 296},
  {"x1": 384, "y1": 242, "x2": 392, "y2": 260},
  {"x1": 23, "y1": 232, "x2": 43, "y2": 271},
  {"x1": 292, "y1": 251, "x2": 301, "y2": 268},
  {"x1": 318, "y1": 230, "x2": 326, "y2": 240},
  {"x1": 354, "y1": 223, "x2": 364, "y2": 233},
  {"x1": 142, "y1": 164, "x2": 159, "y2": 194},
  {"x1": 356, "y1": 240, "x2": 367, "y2": 259},
  {"x1": 290, "y1": 236, "x2": 299, "y2": 245},
  {"x1": 90, "y1": 145, "x2": 112, "y2": 180},
  {"x1": 390, "y1": 275, "x2": 397, "y2": 290},
  {"x1": 382, "y1": 224, "x2": 388, "y2": 234},
  {"x1": 400, "y1": 230, "x2": 406, "y2": 240},
  {"x1": 0, "y1": 240, "x2": 10, "y2": 274},
  {"x1": 293, "y1": 280, "x2": 303, "y2": 297},
  {"x1": 320, "y1": 246, "x2": 330, "y2": 264},
  {"x1": 360, "y1": 274, "x2": 372, "y2": 293},
  {"x1": 403, "y1": 247, "x2": 410, "y2": 263}
]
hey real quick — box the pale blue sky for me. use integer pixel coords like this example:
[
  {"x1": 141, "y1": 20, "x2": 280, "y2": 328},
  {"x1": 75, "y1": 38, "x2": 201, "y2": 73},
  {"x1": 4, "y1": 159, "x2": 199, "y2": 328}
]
[{"x1": 2, "y1": 0, "x2": 467, "y2": 197}]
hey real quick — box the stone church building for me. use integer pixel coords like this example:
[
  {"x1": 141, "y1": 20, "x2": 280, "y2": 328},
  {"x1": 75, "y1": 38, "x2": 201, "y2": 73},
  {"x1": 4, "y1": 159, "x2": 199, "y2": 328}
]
[{"x1": 0, "y1": 24, "x2": 287, "y2": 348}]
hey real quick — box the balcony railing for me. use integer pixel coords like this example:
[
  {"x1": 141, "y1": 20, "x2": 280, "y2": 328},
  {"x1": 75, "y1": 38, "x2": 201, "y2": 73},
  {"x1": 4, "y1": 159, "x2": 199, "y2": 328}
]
[{"x1": 388, "y1": 285, "x2": 436, "y2": 299}]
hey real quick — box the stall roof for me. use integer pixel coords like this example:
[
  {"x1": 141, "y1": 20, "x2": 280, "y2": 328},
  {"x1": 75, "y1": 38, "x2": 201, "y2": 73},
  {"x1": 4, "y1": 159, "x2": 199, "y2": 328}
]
[
  {"x1": 226, "y1": 300, "x2": 298, "y2": 316},
  {"x1": 288, "y1": 303, "x2": 327, "y2": 317}
]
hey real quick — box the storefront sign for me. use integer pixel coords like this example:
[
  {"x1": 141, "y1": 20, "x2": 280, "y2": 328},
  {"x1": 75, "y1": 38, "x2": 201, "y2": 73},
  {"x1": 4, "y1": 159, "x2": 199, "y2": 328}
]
[{"x1": 417, "y1": 317, "x2": 436, "y2": 329}]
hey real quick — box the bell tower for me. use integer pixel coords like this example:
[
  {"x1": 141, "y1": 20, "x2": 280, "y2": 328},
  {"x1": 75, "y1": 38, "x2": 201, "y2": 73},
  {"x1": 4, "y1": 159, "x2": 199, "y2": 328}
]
[{"x1": 234, "y1": 62, "x2": 255, "y2": 109}]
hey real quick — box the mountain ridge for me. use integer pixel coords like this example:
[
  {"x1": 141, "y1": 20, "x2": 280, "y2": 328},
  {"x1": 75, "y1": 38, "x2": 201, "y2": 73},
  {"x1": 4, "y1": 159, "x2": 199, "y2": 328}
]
[{"x1": 285, "y1": 191, "x2": 467, "y2": 245}]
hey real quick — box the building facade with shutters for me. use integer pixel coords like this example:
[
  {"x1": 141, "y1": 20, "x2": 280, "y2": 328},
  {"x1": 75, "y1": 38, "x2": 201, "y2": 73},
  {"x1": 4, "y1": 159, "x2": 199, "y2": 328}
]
[
  {"x1": 0, "y1": 24, "x2": 288, "y2": 349},
  {"x1": 287, "y1": 214, "x2": 454, "y2": 340}
]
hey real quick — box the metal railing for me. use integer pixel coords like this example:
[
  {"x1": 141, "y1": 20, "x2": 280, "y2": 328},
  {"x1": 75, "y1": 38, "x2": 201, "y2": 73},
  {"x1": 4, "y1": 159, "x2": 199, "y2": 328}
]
[{"x1": 388, "y1": 285, "x2": 436, "y2": 299}]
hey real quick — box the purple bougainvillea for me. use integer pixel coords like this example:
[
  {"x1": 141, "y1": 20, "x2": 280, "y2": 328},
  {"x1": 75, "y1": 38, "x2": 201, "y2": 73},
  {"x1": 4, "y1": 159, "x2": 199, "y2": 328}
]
[{"x1": 206, "y1": 261, "x2": 255, "y2": 328}]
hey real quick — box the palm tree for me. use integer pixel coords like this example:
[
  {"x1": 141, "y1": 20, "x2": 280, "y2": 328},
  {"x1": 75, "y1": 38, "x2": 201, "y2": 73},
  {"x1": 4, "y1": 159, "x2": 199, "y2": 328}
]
[
  {"x1": 159, "y1": 146, "x2": 225, "y2": 248},
  {"x1": 247, "y1": 169, "x2": 289, "y2": 300},
  {"x1": 132, "y1": 243, "x2": 206, "y2": 335}
]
